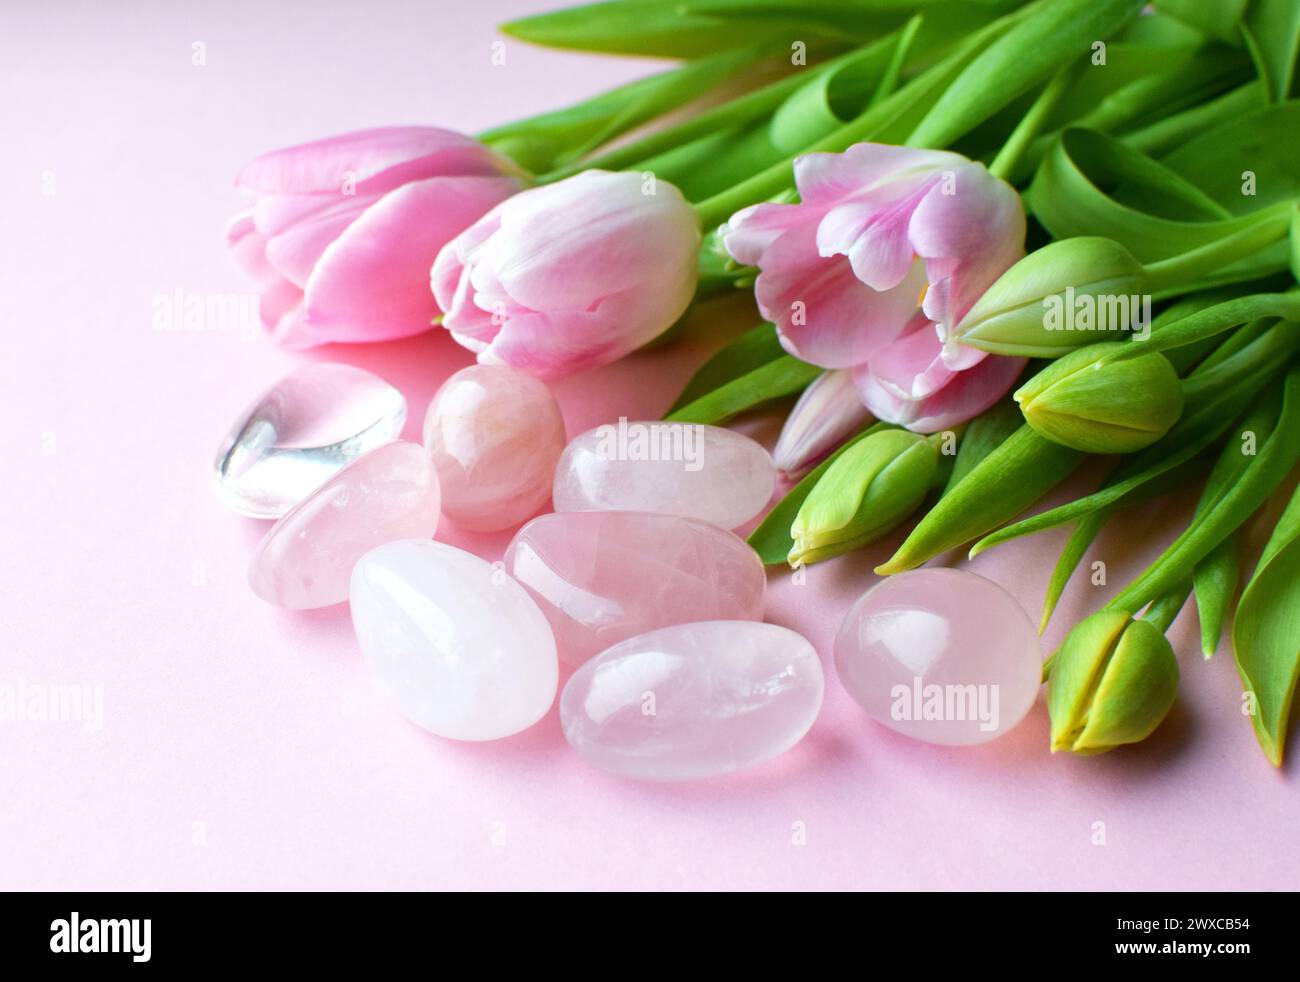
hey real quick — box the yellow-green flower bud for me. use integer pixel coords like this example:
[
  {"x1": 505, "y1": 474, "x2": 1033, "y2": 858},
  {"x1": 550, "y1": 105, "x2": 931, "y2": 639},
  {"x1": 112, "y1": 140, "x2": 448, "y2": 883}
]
[
  {"x1": 788, "y1": 429, "x2": 938, "y2": 567},
  {"x1": 954, "y1": 237, "x2": 1150, "y2": 357},
  {"x1": 1047, "y1": 609, "x2": 1179, "y2": 754},
  {"x1": 1014, "y1": 341, "x2": 1184, "y2": 453}
]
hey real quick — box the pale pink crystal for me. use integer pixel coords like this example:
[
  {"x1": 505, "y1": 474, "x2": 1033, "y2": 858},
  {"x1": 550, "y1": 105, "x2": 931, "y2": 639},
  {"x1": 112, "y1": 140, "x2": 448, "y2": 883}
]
[
  {"x1": 551, "y1": 419, "x2": 775, "y2": 529},
  {"x1": 422, "y1": 364, "x2": 565, "y2": 532},
  {"x1": 834, "y1": 569, "x2": 1042, "y2": 745},
  {"x1": 503, "y1": 511, "x2": 766, "y2": 666},
  {"x1": 351, "y1": 540, "x2": 557, "y2": 741},
  {"x1": 561, "y1": 620, "x2": 824, "y2": 781},
  {"x1": 248, "y1": 440, "x2": 440, "y2": 609}
]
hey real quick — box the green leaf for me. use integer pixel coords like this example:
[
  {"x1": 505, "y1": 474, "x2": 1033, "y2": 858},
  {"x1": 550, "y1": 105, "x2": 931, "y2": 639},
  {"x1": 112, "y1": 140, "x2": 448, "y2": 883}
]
[
  {"x1": 940, "y1": 398, "x2": 1023, "y2": 496},
  {"x1": 1107, "y1": 290, "x2": 1300, "y2": 361},
  {"x1": 665, "y1": 354, "x2": 820, "y2": 424},
  {"x1": 1040, "y1": 458, "x2": 1207, "y2": 631},
  {"x1": 1160, "y1": 101, "x2": 1300, "y2": 214},
  {"x1": 1122, "y1": 81, "x2": 1263, "y2": 159},
  {"x1": 480, "y1": 47, "x2": 761, "y2": 172},
  {"x1": 1042, "y1": 510, "x2": 1110, "y2": 632},
  {"x1": 1108, "y1": 365, "x2": 1300, "y2": 614},
  {"x1": 905, "y1": 0, "x2": 1146, "y2": 149},
  {"x1": 641, "y1": 122, "x2": 787, "y2": 201},
  {"x1": 876, "y1": 424, "x2": 1083, "y2": 573},
  {"x1": 499, "y1": 0, "x2": 954, "y2": 58},
  {"x1": 747, "y1": 422, "x2": 893, "y2": 564},
  {"x1": 1233, "y1": 481, "x2": 1300, "y2": 765},
  {"x1": 666, "y1": 323, "x2": 785, "y2": 413},
  {"x1": 1152, "y1": 0, "x2": 1249, "y2": 43},
  {"x1": 972, "y1": 320, "x2": 1300, "y2": 555},
  {"x1": 1027, "y1": 128, "x2": 1285, "y2": 263},
  {"x1": 1240, "y1": 0, "x2": 1300, "y2": 103},
  {"x1": 1193, "y1": 534, "x2": 1240, "y2": 658}
]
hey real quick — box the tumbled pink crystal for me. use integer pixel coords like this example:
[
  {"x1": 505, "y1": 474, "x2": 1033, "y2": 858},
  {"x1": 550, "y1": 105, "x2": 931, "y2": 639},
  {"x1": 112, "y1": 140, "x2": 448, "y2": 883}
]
[
  {"x1": 351, "y1": 540, "x2": 557, "y2": 741},
  {"x1": 551, "y1": 419, "x2": 775, "y2": 529},
  {"x1": 248, "y1": 440, "x2": 440, "y2": 609},
  {"x1": 504, "y1": 511, "x2": 766, "y2": 666},
  {"x1": 561, "y1": 620, "x2": 824, "y2": 781},
  {"x1": 422, "y1": 364, "x2": 566, "y2": 532},
  {"x1": 834, "y1": 569, "x2": 1042, "y2": 745}
]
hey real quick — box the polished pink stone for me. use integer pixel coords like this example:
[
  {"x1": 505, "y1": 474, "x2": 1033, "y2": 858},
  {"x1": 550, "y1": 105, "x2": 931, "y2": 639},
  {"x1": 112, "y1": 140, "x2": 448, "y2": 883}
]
[
  {"x1": 561, "y1": 621, "x2": 824, "y2": 781},
  {"x1": 551, "y1": 419, "x2": 776, "y2": 529},
  {"x1": 503, "y1": 510, "x2": 766, "y2": 666},
  {"x1": 422, "y1": 364, "x2": 565, "y2": 532},
  {"x1": 834, "y1": 569, "x2": 1042, "y2": 745},
  {"x1": 248, "y1": 440, "x2": 440, "y2": 609}
]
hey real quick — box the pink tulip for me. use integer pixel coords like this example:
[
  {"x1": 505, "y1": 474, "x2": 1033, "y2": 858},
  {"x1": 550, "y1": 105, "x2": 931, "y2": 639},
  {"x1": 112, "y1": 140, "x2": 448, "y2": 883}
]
[
  {"x1": 772, "y1": 369, "x2": 874, "y2": 477},
  {"x1": 723, "y1": 142, "x2": 1025, "y2": 432},
  {"x1": 227, "y1": 127, "x2": 523, "y2": 347},
  {"x1": 852, "y1": 313, "x2": 1026, "y2": 433},
  {"x1": 431, "y1": 170, "x2": 701, "y2": 379}
]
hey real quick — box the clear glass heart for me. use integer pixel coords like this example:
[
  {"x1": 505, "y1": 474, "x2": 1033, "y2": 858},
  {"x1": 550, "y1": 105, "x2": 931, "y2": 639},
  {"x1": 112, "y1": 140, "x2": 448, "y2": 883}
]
[{"x1": 214, "y1": 363, "x2": 406, "y2": 518}]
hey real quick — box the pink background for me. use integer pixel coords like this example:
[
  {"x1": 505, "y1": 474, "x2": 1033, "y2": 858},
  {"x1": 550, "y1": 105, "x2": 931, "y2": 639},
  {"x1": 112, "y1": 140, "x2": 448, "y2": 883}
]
[{"x1": 4, "y1": 0, "x2": 1296, "y2": 891}]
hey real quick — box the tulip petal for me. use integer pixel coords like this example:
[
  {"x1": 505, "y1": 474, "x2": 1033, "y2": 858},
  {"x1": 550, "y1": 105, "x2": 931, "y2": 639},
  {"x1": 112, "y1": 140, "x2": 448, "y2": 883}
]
[
  {"x1": 911, "y1": 163, "x2": 1025, "y2": 329},
  {"x1": 865, "y1": 314, "x2": 972, "y2": 401},
  {"x1": 480, "y1": 287, "x2": 670, "y2": 380},
  {"x1": 755, "y1": 224, "x2": 925, "y2": 368},
  {"x1": 772, "y1": 369, "x2": 873, "y2": 477},
  {"x1": 855, "y1": 348, "x2": 1026, "y2": 433},
  {"x1": 488, "y1": 171, "x2": 699, "y2": 312},
  {"x1": 263, "y1": 195, "x2": 376, "y2": 288},
  {"x1": 236, "y1": 126, "x2": 511, "y2": 196},
  {"x1": 721, "y1": 201, "x2": 808, "y2": 267},
  {"x1": 794, "y1": 143, "x2": 962, "y2": 205},
  {"x1": 225, "y1": 210, "x2": 277, "y2": 285},
  {"x1": 300, "y1": 174, "x2": 519, "y2": 343}
]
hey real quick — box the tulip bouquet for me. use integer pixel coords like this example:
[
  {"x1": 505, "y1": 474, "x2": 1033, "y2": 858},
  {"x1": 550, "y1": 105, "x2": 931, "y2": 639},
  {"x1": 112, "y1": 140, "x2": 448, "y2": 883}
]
[{"x1": 228, "y1": 0, "x2": 1300, "y2": 764}]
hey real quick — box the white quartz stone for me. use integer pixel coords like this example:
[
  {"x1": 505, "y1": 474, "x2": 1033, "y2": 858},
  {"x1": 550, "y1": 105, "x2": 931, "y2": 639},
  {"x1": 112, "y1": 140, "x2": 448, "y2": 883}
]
[
  {"x1": 350, "y1": 539, "x2": 558, "y2": 741},
  {"x1": 214, "y1": 362, "x2": 406, "y2": 518}
]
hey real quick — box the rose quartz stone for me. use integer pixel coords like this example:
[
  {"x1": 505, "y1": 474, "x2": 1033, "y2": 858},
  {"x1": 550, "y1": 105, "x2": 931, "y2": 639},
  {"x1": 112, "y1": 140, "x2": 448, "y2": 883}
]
[
  {"x1": 834, "y1": 569, "x2": 1042, "y2": 745},
  {"x1": 422, "y1": 364, "x2": 565, "y2": 532},
  {"x1": 351, "y1": 539, "x2": 557, "y2": 741},
  {"x1": 248, "y1": 441, "x2": 440, "y2": 609},
  {"x1": 504, "y1": 511, "x2": 766, "y2": 666},
  {"x1": 561, "y1": 621, "x2": 824, "y2": 781},
  {"x1": 552, "y1": 419, "x2": 775, "y2": 529}
]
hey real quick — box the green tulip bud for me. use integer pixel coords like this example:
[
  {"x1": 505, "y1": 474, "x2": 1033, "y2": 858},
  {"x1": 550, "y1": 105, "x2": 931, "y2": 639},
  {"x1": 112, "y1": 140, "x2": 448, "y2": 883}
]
[
  {"x1": 1047, "y1": 609, "x2": 1179, "y2": 754},
  {"x1": 1014, "y1": 342, "x2": 1184, "y2": 453},
  {"x1": 954, "y1": 237, "x2": 1150, "y2": 357},
  {"x1": 788, "y1": 429, "x2": 938, "y2": 567}
]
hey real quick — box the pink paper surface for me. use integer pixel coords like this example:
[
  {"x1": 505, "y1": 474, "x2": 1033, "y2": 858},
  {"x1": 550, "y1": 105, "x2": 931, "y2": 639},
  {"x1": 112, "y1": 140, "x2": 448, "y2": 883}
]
[{"x1": 3, "y1": 0, "x2": 1296, "y2": 891}]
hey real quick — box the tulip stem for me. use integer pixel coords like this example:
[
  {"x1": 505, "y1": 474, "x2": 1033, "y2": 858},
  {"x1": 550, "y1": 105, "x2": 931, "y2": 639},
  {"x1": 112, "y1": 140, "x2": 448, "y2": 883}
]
[
  {"x1": 1143, "y1": 200, "x2": 1296, "y2": 294},
  {"x1": 988, "y1": 59, "x2": 1082, "y2": 183},
  {"x1": 1141, "y1": 582, "x2": 1192, "y2": 635}
]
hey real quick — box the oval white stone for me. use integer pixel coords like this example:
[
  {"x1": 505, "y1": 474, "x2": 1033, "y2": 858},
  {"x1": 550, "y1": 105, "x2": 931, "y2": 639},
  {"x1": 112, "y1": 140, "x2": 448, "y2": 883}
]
[
  {"x1": 560, "y1": 621, "x2": 824, "y2": 781},
  {"x1": 552, "y1": 420, "x2": 776, "y2": 529},
  {"x1": 351, "y1": 540, "x2": 558, "y2": 741}
]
